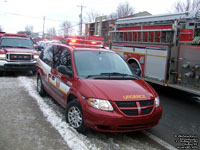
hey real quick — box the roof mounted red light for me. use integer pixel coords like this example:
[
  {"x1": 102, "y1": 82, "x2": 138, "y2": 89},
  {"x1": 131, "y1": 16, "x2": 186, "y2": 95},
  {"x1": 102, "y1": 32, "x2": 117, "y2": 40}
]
[
  {"x1": 70, "y1": 39, "x2": 77, "y2": 43},
  {"x1": 91, "y1": 41, "x2": 97, "y2": 45},
  {"x1": 3, "y1": 33, "x2": 27, "y2": 37}
]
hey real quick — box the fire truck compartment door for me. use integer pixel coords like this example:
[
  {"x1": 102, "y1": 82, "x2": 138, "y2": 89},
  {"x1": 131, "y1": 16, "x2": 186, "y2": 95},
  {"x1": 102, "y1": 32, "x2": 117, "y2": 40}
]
[{"x1": 144, "y1": 48, "x2": 168, "y2": 81}]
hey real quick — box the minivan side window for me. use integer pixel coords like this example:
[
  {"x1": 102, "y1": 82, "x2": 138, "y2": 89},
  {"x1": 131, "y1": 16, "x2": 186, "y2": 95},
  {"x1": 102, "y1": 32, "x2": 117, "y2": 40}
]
[
  {"x1": 53, "y1": 46, "x2": 73, "y2": 77},
  {"x1": 41, "y1": 45, "x2": 54, "y2": 66}
]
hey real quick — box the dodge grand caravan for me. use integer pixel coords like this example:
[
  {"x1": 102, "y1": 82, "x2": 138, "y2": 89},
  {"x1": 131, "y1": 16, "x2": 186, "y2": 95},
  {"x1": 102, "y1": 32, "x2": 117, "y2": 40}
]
[{"x1": 36, "y1": 43, "x2": 162, "y2": 133}]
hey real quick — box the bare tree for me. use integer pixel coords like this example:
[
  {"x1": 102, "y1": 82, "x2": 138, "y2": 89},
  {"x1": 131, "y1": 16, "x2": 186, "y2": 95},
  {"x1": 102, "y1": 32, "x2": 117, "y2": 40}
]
[
  {"x1": 47, "y1": 27, "x2": 56, "y2": 38},
  {"x1": 174, "y1": 0, "x2": 200, "y2": 12},
  {"x1": 108, "y1": 12, "x2": 118, "y2": 20},
  {"x1": 116, "y1": 2, "x2": 135, "y2": 18},
  {"x1": 85, "y1": 9, "x2": 101, "y2": 22},
  {"x1": 108, "y1": 2, "x2": 135, "y2": 20},
  {"x1": 25, "y1": 25, "x2": 33, "y2": 36},
  {"x1": 61, "y1": 21, "x2": 73, "y2": 37}
]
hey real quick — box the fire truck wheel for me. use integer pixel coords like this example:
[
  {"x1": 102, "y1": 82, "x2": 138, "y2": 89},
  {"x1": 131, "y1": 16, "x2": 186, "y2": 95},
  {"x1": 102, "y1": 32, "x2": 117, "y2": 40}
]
[
  {"x1": 37, "y1": 75, "x2": 46, "y2": 97},
  {"x1": 130, "y1": 62, "x2": 141, "y2": 76},
  {"x1": 66, "y1": 99, "x2": 86, "y2": 133}
]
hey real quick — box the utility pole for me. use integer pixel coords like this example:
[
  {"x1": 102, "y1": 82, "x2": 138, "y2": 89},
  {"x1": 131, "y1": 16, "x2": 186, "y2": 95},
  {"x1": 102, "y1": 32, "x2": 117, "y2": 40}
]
[
  {"x1": 42, "y1": 16, "x2": 45, "y2": 38},
  {"x1": 77, "y1": 5, "x2": 86, "y2": 36}
]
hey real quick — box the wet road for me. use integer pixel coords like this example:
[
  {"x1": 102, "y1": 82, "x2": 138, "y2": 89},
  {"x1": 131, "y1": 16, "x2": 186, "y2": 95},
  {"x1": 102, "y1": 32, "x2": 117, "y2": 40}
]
[
  {"x1": 148, "y1": 84, "x2": 200, "y2": 149},
  {"x1": 0, "y1": 73, "x2": 199, "y2": 150}
]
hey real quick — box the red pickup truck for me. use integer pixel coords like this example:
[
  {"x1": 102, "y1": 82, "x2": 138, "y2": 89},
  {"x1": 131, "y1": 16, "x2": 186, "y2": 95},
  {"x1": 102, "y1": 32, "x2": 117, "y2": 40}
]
[
  {"x1": 0, "y1": 33, "x2": 39, "y2": 75},
  {"x1": 36, "y1": 42, "x2": 162, "y2": 133}
]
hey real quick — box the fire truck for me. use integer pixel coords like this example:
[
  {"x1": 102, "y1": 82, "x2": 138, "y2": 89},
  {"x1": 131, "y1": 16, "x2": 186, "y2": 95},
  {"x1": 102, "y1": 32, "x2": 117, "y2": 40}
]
[{"x1": 110, "y1": 11, "x2": 200, "y2": 96}]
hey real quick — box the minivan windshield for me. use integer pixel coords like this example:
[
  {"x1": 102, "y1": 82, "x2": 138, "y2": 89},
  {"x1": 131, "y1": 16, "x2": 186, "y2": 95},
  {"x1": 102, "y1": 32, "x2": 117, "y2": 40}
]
[
  {"x1": 74, "y1": 50, "x2": 137, "y2": 79},
  {"x1": 0, "y1": 38, "x2": 34, "y2": 49}
]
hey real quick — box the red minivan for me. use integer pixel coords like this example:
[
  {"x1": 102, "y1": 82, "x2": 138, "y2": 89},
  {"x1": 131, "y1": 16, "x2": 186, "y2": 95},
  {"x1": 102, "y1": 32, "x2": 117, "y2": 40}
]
[{"x1": 36, "y1": 43, "x2": 162, "y2": 133}]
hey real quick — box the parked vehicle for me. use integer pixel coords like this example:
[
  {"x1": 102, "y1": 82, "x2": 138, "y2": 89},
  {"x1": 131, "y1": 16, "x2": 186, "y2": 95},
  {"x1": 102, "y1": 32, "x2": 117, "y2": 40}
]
[
  {"x1": 36, "y1": 41, "x2": 162, "y2": 133},
  {"x1": 110, "y1": 11, "x2": 200, "y2": 96},
  {"x1": 0, "y1": 33, "x2": 39, "y2": 75}
]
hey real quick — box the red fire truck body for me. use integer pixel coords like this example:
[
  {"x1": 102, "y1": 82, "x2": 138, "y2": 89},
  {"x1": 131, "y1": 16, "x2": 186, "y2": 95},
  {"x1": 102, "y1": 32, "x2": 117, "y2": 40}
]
[{"x1": 110, "y1": 11, "x2": 200, "y2": 96}]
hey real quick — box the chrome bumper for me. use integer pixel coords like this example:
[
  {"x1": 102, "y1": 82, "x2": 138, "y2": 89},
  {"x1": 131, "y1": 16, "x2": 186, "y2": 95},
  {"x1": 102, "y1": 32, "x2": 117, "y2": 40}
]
[{"x1": 0, "y1": 60, "x2": 37, "y2": 71}]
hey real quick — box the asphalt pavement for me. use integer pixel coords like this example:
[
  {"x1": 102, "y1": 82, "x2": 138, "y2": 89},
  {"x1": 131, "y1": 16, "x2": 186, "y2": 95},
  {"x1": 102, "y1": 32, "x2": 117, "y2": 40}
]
[
  {"x1": 0, "y1": 74, "x2": 169, "y2": 150},
  {"x1": 0, "y1": 76, "x2": 69, "y2": 150},
  {"x1": 148, "y1": 84, "x2": 200, "y2": 149},
  {"x1": 2, "y1": 73, "x2": 199, "y2": 150}
]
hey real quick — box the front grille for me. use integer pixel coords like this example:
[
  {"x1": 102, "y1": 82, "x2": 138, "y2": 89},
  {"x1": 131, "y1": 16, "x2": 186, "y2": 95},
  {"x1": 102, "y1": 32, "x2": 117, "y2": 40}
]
[
  {"x1": 141, "y1": 107, "x2": 153, "y2": 115},
  {"x1": 140, "y1": 100, "x2": 154, "y2": 106},
  {"x1": 115, "y1": 99, "x2": 154, "y2": 116},
  {"x1": 7, "y1": 53, "x2": 33, "y2": 61},
  {"x1": 121, "y1": 109, "x2": 138, "y2": 115},
  {"x1": 115, "y1": 101, "x2": 137, "y2": 107}
]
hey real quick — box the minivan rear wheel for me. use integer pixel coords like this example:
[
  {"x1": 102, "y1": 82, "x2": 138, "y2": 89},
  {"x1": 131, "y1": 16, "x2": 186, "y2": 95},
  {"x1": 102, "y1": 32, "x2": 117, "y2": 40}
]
[{"x1": 37, "y1": 75, "x2": 46, "y2": 96}]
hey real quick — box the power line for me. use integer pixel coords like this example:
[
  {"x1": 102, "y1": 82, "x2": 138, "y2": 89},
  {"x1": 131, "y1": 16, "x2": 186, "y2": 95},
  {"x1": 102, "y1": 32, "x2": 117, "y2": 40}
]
[{"x1": 0, "y1": 11, "x2": 71, "y2": 22}]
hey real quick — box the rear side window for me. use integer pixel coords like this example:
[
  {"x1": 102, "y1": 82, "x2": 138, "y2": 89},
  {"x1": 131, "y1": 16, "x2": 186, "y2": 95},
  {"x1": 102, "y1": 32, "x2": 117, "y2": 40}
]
[
  {"x1": 53, "y1": 46, "x2": 72, "y2": 71},
  {"x1": 41, "y1": 45, "x2": 55, "y2": 66}
]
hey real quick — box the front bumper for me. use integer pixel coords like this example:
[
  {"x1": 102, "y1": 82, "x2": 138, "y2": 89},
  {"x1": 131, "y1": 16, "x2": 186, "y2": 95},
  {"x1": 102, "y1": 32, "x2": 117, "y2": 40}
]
[
  {"x1": 83, "y1": 105, "x2": 162, "y2": 132},
  {"x1": 0, "y1": 60, "x2": 37, "y2": 71}
]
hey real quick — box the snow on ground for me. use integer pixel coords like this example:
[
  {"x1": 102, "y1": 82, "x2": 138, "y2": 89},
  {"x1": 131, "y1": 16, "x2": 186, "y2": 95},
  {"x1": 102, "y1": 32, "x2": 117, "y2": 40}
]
[
  {"x1": 18, "y1": 76, "x2": 162, "y2": 150},
  {"x1": 18, "y1": 77, "x2": 96, "y2": 150}
]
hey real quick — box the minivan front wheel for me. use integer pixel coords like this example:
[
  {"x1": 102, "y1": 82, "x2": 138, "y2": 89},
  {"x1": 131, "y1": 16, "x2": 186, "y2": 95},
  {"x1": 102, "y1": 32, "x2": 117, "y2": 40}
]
[{"x1": 66, "y1": 99, "x2": 86, "y2": 133}]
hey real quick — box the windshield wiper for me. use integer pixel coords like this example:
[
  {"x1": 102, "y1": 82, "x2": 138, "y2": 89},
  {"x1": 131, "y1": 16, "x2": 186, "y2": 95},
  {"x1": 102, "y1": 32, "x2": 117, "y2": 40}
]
[
  {"x1": 100, "y1": 72, "x2": 139, "y2": 79},
  {"x1": 86, "y1": 72, "x2": 139, "y2": 80},
  {"x1": 100, "y1": 72, "x2": 135, "y2": 77},
  {"x1": 85, "y1": 75, "x2": 103, "y2": 79}
]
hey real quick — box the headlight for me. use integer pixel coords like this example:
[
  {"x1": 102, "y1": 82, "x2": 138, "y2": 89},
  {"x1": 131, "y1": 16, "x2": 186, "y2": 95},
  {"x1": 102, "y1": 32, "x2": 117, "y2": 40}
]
[
  {"x1": 34, "y1": 55, "x2": 39, "y2": 59},
  {"x1": 0, "y1": 54, "x2": 6, "y2": 60},
  {"x1": 87, "y1": 98, "x2": 113, "y2": 111},
  {"x1": 155, "y1": 96, "x2": 160, "y2": 107}
]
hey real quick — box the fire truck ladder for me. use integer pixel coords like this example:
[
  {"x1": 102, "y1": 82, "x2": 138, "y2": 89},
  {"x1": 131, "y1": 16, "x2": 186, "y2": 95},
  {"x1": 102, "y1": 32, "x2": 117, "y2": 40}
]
[
  {"x1": 111, "y1": 28, "x2": 174, "y2": 45},
  {"x1": 111, "y1": 11, "x2": 199, "y2": 46}
]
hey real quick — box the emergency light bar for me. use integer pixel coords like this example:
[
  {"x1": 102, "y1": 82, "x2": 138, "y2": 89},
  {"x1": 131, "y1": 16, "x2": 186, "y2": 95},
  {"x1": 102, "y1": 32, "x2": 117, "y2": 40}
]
[
  {"x1": 67, "y1": 38, "x2": 103, "y2": 48},
  {"x1": 3, "y1": 33, "x2": 28, "y2": 37}
]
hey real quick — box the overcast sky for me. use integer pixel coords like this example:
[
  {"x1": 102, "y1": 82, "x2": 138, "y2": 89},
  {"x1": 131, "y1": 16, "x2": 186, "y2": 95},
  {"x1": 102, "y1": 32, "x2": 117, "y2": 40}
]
[{"x1": 0, "y1": 0, "x2": 177, "y2": 35}]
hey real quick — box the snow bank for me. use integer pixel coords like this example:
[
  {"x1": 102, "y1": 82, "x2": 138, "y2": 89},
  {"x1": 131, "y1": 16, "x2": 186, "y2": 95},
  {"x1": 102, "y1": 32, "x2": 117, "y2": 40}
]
[{"x1": 18, "y1": 77, "x2": 97, "y2": 150}]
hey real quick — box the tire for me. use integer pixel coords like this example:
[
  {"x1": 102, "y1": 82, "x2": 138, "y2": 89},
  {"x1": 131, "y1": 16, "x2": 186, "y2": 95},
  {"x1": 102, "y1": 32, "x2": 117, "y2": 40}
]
[
  {"x1": 66, "y1": 99, "x2": 86, "y2": 133},
  {"x1": 37, "y1": 75, "x2": 46, "y2": 96},
  {"x1": 0, "y1": 71, "x2": 3, "y2": 76},
  {"x1": 130, "y1": 62, "x2": 141, "y2": 76}
]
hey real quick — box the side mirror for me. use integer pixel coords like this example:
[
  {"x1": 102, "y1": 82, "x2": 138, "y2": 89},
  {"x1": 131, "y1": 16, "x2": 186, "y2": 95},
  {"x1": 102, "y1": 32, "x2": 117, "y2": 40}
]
[{"x1": 58, "y1": 65, "x2": 73, "y2": 78}]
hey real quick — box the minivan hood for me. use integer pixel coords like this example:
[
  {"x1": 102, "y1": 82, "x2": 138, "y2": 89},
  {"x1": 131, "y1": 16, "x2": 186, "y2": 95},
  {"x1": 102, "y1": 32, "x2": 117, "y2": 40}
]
[{"x1": 82, "y1": 79, "x2": 156, "y2": 101}]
